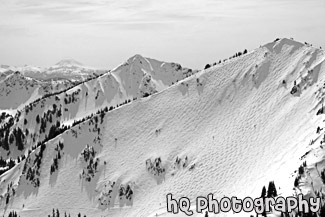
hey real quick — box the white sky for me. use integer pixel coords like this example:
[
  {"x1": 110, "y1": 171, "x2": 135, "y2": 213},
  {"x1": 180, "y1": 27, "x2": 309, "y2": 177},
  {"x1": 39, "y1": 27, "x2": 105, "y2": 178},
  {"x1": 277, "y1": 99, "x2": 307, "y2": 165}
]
[{"x1": 0, "y1": 0, "x2": 324, "y2": 69}]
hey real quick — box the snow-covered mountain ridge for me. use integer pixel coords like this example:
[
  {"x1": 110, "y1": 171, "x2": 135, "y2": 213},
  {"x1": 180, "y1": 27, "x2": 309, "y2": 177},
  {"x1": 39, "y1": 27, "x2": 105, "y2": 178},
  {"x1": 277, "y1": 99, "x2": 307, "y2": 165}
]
[
  {"x1": 0, "y1": 55, "x2": 197, "y2": 158},
  {"x1": 0, "y1": 59, "x2": 106, "y2": 82},
  {"x1": 1, "y1": 39, "x2": 325, "y2": 217},
  {"x1": 0, "y1": 71, "x2": 77, "y2": 110}
]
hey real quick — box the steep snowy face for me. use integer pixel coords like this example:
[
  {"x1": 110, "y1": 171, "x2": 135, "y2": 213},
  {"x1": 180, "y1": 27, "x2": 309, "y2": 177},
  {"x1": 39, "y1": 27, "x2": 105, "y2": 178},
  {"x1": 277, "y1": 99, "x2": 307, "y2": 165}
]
[
  {"x1": 112, "y1": 54, "x2": 197, "y2": 97},
  {"x1": 1, "y1": 39, "x2": 325, "y2": 217}
]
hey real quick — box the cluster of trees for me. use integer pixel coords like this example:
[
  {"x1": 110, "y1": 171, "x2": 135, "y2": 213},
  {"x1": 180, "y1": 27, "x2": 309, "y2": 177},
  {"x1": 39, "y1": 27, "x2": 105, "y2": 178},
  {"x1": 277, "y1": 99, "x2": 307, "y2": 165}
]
[
  {"x1": 8, "y1": 127, "x2": 25, "y2": 150},
  {"x1": 171, "y1": 62, "x2": 182, "y2": 71},
  {"x1": 50, "y1": 142, "x2": 64, "y2": 175},
  {"x1": 182, "y1": 68, "x2": 196, "y2": 80},
  {"x1": 204, "y1": 49, "x2": 248, "y2": 70},
  {"x1": 64, "y1": 89, "x2": 81, "y2": 105},
  {"x1": 4, "y1": 181, "x2": 16, "y2": 205},
  {"x1": 80, "y1": 145, "x2": 99, "y2": 182},
  {"x1": 288, "y1": 161, "x2": 325, "y2": 217},
  {"x1": 48, "y1": 209, "x2": 87, "y2": 217},
  {"x1": 1, "y1": 79, "x2": 122, "y2": 179},
  {"x1": 0, "y1": 156, "x2": 7, "y2": 167},
  {"x1": 0, "y1": 157, "x2": 16, "y2": 176},
  {"x1": 259, "y1": 181, "x2": 278, "y2": 217},
  {"x1": 22, "y1": 143, "x2": 46, "y2": 187},
  {"x1": 24, "y1": 87, "x2": 66, "y2": 115},
  {"x1": 7, "y1": 211, "x2": 19, "y2": 217},
  {"x1": 81, "y1": 158, "x2": 99, "y2": 182},
  {"x1": 98, "y1": 180, "x2": 116, "y2": 206},
  {"x1": 0, "y1": 115, "x2": 14, "y2": 150},
  {"x1": 26, "y1": 72, "x2": 102, "y2": 111},
  {"x1": 81, "y1": 144, "x2": 95, "y2": 162},
  {"x1": 98, "y1": 181, "x2": 134, "y2": 205},
  {"x1": 265, "y1": 181, "x2": 277, "y2": 198},
  {"x1": 0, "y1": 75, "x2": 114, "y2": 179},
  {"x1": 95, "y1": 98, "x2": 133, "y2": 115},
  {"x1": 146, "y1": 157, "x2": 165, "y2": 176},
  {"x1": 36, "y1": 104, "x2": 62, "y2": 134},
  {"x1": 230, "y1": 49, "x2": 248, "y2": 59},
  {"x1": 119, "y1": 184, "x2": 133, "y2": 201},
  {"x1": 3, "y1": 110, "x2": 67, "y2": 187},
  {"x1": 71, "y1": 106, "x2": 108, "y2": 129},
  {"x1": 174, "y1": 156, "x2": 188, "y2": 169},
  {"x1": 0, "y1": 112, "x2": 10, "y2": 123},
  {"x1": 48, "y1": 121, "x2": 69, "y2": 141},
  {"x1": 294, "y1": 161, "x2": 307, "y2": 188},
  {"x1": 117, "y1": 99, "x2": 132, "y2": 108}
]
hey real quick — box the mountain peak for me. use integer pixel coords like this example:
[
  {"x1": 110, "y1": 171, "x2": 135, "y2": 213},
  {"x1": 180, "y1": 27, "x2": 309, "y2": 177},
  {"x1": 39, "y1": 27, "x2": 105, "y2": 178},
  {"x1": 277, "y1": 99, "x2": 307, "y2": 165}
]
[
  {"x1": 127, "y1": 54, "x2": 147, "y2": 63},
  {"x1": 263, "y1": 37, "x2": 310, "y2": 53},
  {"x1": 55, "y1": 58, "x2": 83, "y2": 67}
]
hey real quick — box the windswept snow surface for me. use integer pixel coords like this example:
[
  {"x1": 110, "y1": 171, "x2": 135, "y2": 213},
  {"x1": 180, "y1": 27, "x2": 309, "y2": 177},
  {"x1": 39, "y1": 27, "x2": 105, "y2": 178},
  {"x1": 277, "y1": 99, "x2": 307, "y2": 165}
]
[{"x1": 1, "y1": 39, "x2": 325, "y2": 217}]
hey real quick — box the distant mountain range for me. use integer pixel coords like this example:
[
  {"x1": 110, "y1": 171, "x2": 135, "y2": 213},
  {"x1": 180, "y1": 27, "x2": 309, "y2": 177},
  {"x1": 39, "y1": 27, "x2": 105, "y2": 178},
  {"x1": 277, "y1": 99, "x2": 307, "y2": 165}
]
[{"x1": 0, "y1": 58, "x2": 107, "y2": 81}]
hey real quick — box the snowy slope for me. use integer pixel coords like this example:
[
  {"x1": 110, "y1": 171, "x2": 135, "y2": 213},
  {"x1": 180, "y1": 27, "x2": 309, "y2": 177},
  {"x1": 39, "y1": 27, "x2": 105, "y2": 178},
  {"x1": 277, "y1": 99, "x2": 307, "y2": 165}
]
[
  {"x1": 112, "y1": 54, "x2": 196, "y2": 97},
  {"x1": 1, "y1": 39, "x2": 325, "y2": 217},
  {"x1": 0, "y1": 71, "x2": 75, "y2": 110},
  {"x1": 0, "y1": 55, "x2": 196, "y2": 160},
  {"x1": 0, "y1": 58, "x2": 108, "y2": 111}
]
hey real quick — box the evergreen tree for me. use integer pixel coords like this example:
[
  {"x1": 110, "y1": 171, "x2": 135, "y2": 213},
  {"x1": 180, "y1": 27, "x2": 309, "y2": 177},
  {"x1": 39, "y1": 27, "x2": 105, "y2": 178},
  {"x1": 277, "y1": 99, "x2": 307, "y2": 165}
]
[
  {"x1": 298, "y1": 165, "x2": 304, "y2": 175},
  {"x1": 261, "y1": 186, "x2": 266, "y2": 197},
  {"x1": 36, "y1": 115, "x2": 40, "y2": 124},
  {"x1": 53, "y1": 104, "x2": 57, "y2": 111},
  {"x1": 57, "y1": 108, "x2": 62, "y2": 118},
  {"x1": 321, "y1": 169, "x2": 325, "y2": 185},
  {"x1": 294, "y1": 177, "x2": 299, "y2": 187},
  {"x1": 267, "y1": 181, "x2": 277, "y2": 197},
  {"x1": 6, "y1": 194, "x2": 9, "y2": 204},
  {"x1": 204, "y1": 64, "x2": 211, "y2": 70}
]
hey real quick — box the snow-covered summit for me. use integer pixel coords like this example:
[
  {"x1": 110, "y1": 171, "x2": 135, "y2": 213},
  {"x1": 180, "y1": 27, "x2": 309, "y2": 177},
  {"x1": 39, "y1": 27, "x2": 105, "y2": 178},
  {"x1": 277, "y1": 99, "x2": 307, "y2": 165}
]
[
  {"x1": 54, "y1": 58, "x2": 83, "y2": 67},
  {"x1": 112, "y1": 54, "x2": 197, "y2": 97}
]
